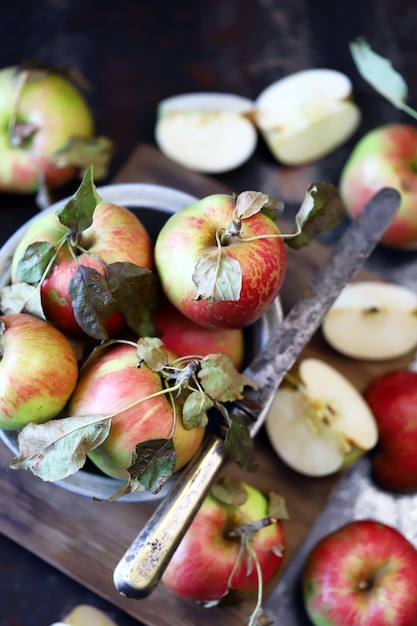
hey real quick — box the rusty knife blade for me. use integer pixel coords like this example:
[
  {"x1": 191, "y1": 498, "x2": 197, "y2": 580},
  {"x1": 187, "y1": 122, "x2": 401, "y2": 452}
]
[{"x1": 113, "y1": 187, "x2": 400, "y2": 600}]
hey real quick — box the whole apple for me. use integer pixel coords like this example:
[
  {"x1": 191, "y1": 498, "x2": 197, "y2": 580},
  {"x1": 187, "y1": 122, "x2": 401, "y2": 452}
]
[
  {"x1": 156, "y1": 295, "x2": 245, "y2": 369},
  {"x1": 162, "y1": 478, "x2": 285, "y2": 603},
  {"x1": 154, "y1": 192, "x2": 286, "y2": 328},
  {"x1": 67, "y1": 342, "x2": 206, "y2": 481},
  {"x1": 364, "y1": 369, "x2": 417, "y2": 492},
  {"x1": 340, "y1": 123, "x2": 417, "y2": 248},
  {"x1": 302, "y1": 519, "x2": 417, "y2": 626},
  {"x1": 0, "y1": 65, "x2": 96, "y2": 194},
  {"x1": 11, "y1": 201, "x2": 153, "y2": 338},
  {"x1": 0, "y1": 312, "x2": 78, "y2": 430}
]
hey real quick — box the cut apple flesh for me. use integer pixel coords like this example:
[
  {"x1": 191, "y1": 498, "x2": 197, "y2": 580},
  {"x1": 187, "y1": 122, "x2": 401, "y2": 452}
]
[
  {"x1": 254, "y1": 68, "x2": 361, "y2": 165},
  {"x1": 265, "y1": 358, "x2": 378, "y2": 477},
  {"x1": 154, "y1": 92, "x2": 257, "y2": 174},
  {"x1": 51, "y1": 604, "x2": 119, "y2": 626},
  {"x1": 322, "y1": 281, "x2": 417, "y2": 361}
]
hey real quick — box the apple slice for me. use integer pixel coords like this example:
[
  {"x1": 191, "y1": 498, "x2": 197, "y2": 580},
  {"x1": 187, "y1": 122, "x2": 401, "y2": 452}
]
[
  {"x1": 254, "y1": 69, "x2": 361, "y2": 165},
  {"x1": 154, "y1": 92, "x2": 257, "y2": 173},
  {"x1": 50, "y1": 604, "x2": 119, "y2": 626},
  {"x1": 322, "y1": 281, "x2": 417, "y2": 361},
  {"x1": 265, "y1": 358, "x2": 378, "y2": 477}
]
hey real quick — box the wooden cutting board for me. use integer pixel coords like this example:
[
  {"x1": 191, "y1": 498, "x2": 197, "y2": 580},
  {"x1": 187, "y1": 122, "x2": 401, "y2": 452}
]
[{"x1": 0, "y1": 145, "x2": 412, "y2": 626}]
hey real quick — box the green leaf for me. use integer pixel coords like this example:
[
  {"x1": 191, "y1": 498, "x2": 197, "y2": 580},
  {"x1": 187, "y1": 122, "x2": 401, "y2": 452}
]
[
  {"x1": 127, "y1": 438, "x2": 177, "y2": 494},
  {"x1": 55, "y1": 165, "x2": 102, "y2": 234},
  {"x1": 211, "y1": 476, "x2": 248, "y2": 506},
  {"x1": 49, "y1": 135, "x2": 114, "y2": 181},
  {"x1": 193, "y1": 250, "x2": 242, "y2": 301},
  {"x1": 136, "y1": 336, "x2": 171, "y2": 371},
  {"x1": 0, "y1": 283, "x2": 45, "y2": 318},
  {"x1": 350, "y1": 37, "x2": 417, "y2": 118},
  {"x1": 69, "y1": 264, "x2": 116, "y2": 341},
  {"x1": 15, "y1": 240, "x2": 57, "y2": 283},
  {"x1": 224, "y1": 412, "x2": 257, "y2": 472},
  {"x1": 106, "y1": 261, "x2": 159, "y2": 337},
  {"x1": 234, "y1": 191, "x2": 269, "y2": 220},
  {"x1": 9, "y1": 415, "x2": 111, "y2": 481},
  {"x1": 286, "y1": 182, "x2": 345, "y2": 250},
  {"x1": 268, "y1": 491, "x2": 290, "y2": 521},
  {"x1": 182, "y1": 390, "x2": 212, "y2": 429},
  {"x1": 198, "y1": 353, "x2": 256, "y2": 403}
]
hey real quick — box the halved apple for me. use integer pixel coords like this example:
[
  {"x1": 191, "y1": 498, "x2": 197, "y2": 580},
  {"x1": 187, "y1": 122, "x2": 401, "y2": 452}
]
[
  {"x1": 322, "y1": 281, "x2": 417, "y2": 361},
  {"x1": 154, "y1": 92, "x2": 257, "y2": 173},
  {"x1": 254, "y1": 69, "x2": 361, "y2": 165},
  {"x1": 265, "y1": 358, "x2": 378, "y2": 477}
]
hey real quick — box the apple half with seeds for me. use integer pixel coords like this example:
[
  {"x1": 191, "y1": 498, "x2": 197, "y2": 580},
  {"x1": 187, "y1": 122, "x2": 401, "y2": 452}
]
[
  {"x1": 322, "y1": 281, "x2": 417, "y2": 361},
  {"x1": 254, "y1": 68, "x2": 361, "y2": 165},
  {"x1": 154, "y1": 92, "x2": 257, "y2": 173},
  {"x1": 265, "y1": 358, "x2": 378, "y2": 477}
]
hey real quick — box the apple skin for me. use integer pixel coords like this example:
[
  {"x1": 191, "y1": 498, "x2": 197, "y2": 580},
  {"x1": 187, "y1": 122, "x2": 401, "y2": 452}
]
[
  {"x1": 364, "y1": 369, "x2": 417, "y2": 493},
  {"x1": 11, "y1": 201, "x2": 153, "y2": 338},
  {"x1": 156, "y1": 295, "x2": 245, "y2": 369},
  {"x1": 154, "y1": 193, "x2": 286, "y2": 329},
  {"x1": 302, "y1": 519, "x2": 417, "y2": 626},
  {"x1": 162, "y1": 480, "x2": 285, "y2": 602},
  {"x1": 0, "y1": 66, "x2": 95, "y2": 194},
  {"x1": 0, "y1": 312, "x2": 78, "y2": 430},
  {"x1": 340, "y1": 123, "x2": 417, "y2": 248},
  {"x1": 67, "y1": 342, "x2": 206, "y2": 481}
]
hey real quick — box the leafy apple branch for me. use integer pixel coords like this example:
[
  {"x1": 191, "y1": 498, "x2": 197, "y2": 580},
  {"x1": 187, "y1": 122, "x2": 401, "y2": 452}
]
[
  {"x1": 10, "y1": 337, "x2": 258, "y2": 499},
  {"x1": 204, "y1": 477, "x2": 288, "y2": 626},
  {"x1": 2, "y1": 166, "x2": 159, "y2": 341}
]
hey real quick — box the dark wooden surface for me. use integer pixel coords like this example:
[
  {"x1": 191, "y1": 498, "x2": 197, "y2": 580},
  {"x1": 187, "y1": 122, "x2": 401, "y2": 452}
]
[{"x1": 1, "y1": 2, "x2": 417, "y2": 625}]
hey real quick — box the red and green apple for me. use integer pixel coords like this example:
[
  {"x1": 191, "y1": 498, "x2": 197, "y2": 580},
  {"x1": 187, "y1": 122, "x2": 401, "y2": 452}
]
[
  {"x1": 154, "y1": 191, "x2": 286, "y2": 329},
  {"x1": 340, "y1": 123, "x2": 417, "y2": 249},
  {"x1": 67, "y1": 342, "x2": 206, "y2": 481},
  {"x1": 302, "y1": 519, "x2": 417, "y2": 626},
  {"x1": 162, "y1": 478, "x2": 286, "y2": 605},
  {"x1": 0, "y1": 312, "x2": 78, "y2": 430}
]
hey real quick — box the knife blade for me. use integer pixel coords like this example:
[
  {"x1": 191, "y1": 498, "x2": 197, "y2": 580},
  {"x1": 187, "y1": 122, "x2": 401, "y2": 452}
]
[{"x1": 113, "y1": 186, "x2": 400, "y2": 600}]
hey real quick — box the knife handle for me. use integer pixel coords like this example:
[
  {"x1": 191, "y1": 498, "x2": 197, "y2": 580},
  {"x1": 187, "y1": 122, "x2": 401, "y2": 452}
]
[{"x1": 113, "y1": 434, "x2": 227, "y2": 599}]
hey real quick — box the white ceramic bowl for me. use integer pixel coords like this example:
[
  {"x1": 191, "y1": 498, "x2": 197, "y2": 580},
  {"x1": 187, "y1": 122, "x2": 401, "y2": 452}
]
[{"x1": 0, "y1": 183, "x2": 283, "y2": 501}]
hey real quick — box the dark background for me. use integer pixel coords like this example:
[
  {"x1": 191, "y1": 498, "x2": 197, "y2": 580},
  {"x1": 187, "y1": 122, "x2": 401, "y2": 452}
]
[{"x1": 1, "y1": 1, "x2": 416, "y2": 624}]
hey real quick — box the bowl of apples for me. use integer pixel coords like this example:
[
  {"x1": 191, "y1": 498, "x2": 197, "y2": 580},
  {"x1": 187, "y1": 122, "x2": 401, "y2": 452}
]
[{"x1": 0, "y1": 179, "x2": 285, "y2": 502}]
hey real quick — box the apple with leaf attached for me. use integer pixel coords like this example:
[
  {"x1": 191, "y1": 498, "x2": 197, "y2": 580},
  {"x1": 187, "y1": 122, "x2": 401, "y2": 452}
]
[
  {"x1": 364, "y1": 368, "x2": 417, "y2": 493},
  {"x1": 4, "y1": 166, "x2": 157, "y2": 342},
  {"x1": 162, "y1": 476, "x2": 287, "y2": 625},
  {"x1": 0, "y1": 312, "x2": 78, "y2": 430},
  {"x1": 0, "y1": 63, "x2": 112, "y2": 198},
  {"x1": 341, "y1": 38, "x2": 417, "y2": 248},
  {"x1": 155, "y1": 184, "x2": 344, "y2": 329},
  {"x1": 302, "y1": 519, "x2": 417, "y2": 626},
  {"x1": 10, "y1": 337, "x2": 258, "y2": 499},
  {"x1": 265, "y1": 358, "x2": 378, "y2": 477}
]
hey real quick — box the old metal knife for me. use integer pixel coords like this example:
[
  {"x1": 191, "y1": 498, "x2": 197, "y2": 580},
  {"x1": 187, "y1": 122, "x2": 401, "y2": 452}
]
[{"x1": 113, "y1": 187, "x2": 400, "y2": 600}]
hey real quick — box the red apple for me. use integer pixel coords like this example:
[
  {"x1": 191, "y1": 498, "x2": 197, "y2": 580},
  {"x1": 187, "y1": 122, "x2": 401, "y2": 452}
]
[
  {"x1": 162, "y1": 478, "x2": 286, "y2": 603},
  {"x1": 0, "y1": 65, "x2": 102, "y2": 194},
  {"x1": 154, "y1": 192, "x2": 286, "y2": 328},
  {"x1": 0, "y1": 312, "x2": 78, "y2": 430},
  {"x1": 340, "y1": 123, "x2": 417, "y2": 249},
  {"x1": 302, "y1": 519, "x2": 417, "y2": 626},
  {"x1": 156, "y1": 295, "x2": 245, "y2": 369},
  {"x1": 67, "y1": 342, "x2": 206, "y2": 481},
  {"x1": 11, "y1": 200, "x2": 153, "y2": 338},
  {"x1": 364, "y1": 369, "x2": 417, "y2": 492}
]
